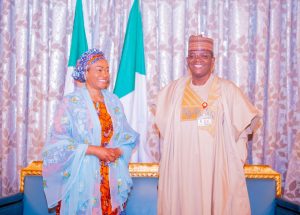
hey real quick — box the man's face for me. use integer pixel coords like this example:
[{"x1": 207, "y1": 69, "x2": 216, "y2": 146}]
[{"x1": 187, "y1": 50, "x2": 215, "y2": 80}]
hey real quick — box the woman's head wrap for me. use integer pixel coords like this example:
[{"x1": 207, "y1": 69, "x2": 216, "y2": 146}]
[{"x1": 72, "y1": 48, "x2": 106, "y2": 82}]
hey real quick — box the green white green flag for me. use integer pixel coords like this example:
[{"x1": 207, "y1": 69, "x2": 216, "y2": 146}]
[
  {"x1": 114, "y1": 0, "x2": 149, "y2": 162},
  {"x1": 64, "y1": 0, "x2": 89, "y2": 94}
]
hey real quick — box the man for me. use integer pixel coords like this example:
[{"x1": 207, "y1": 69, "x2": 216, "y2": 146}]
[{"x1": 155, "y1": 35, "x2": 259, "y2": 215}]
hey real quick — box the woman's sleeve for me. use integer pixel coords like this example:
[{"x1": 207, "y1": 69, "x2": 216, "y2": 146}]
[
  {"x1": 117, "y1": 100, "x2": 139, "y2": 164},
  {"x1": 108, "y1": 95, "x2": 139, "y2": 210},
  {"x1": 42, "y1": 98, "x2": 88, "y2": 208}
]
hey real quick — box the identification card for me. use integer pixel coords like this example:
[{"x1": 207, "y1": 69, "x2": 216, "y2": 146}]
[{"x1": 197, "y1": 110, "x2": 213, "y2": 127}]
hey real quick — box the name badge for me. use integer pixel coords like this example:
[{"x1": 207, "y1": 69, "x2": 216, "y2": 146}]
[{"x1": 197, "y1": 110, "x2": 213, "y2": 127}]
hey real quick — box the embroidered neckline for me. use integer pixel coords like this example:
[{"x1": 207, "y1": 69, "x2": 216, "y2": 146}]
[{"x1": 181, "y1": 76, "x2": 220, "y2": 121}]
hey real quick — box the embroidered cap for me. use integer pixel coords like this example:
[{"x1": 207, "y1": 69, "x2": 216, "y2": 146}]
[{"x1": 188, "y1": 35, "x2": 214, "y2": 52}]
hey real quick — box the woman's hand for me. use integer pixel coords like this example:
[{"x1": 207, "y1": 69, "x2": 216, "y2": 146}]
[
  {"x1": 111, "y1": 148, "x2": 123, "y2": 160},
  {"x1": 86, "y1": 146, "x2": 123, "y2": 162}
]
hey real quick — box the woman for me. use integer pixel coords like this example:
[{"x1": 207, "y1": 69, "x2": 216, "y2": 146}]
[{"x1": 42, "y1": 49, "x2": 138, "y2": 215}]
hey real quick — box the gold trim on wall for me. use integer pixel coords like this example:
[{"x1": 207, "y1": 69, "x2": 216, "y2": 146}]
[
  {"x1": 20, "y1": 161, "x2": 43, "y2": 192},
  {"x1": 20, "y1": 161, "x2": 281, "y2": 197},
  {"x1": 244, "y1": 164, "x2": 282, "y2": 197}
]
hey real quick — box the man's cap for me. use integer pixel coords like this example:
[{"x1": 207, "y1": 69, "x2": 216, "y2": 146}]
[{"x1": 188, "y1": 35, "x2": 214, "y2": 52}]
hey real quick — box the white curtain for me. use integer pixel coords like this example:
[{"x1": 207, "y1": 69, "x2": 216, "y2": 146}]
[{"x1": 0, "y1": 0, "x2": 299, "y2": 203}]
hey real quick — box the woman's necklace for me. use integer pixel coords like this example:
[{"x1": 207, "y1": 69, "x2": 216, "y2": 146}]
[
  {"x1": 94, "y1": 101, "x2": 103, "y2": 115},
  {"x1": 95, "y1": 101, "x2": 100, "y2": 109},
  {"x1": 90, "y1": 90, "x2": 104, "y2": 115}
]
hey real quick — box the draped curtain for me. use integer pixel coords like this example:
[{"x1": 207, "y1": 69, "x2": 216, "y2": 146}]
[{"x1": 0, "y1": 0, "x2": 299, "y2": 203}]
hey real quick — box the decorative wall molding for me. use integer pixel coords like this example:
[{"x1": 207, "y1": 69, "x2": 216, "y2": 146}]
[{"x1": 20, "y1": 161, "x2": 281, "y2": 197}]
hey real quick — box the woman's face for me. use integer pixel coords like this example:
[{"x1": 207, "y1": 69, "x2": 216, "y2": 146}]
[{"x1": 85, "y1": 59, "x2": 110, "y2": 90}]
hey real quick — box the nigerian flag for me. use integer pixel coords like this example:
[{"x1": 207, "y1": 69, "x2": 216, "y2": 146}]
[
  {"x1": 64, "y1": 0, "x2": 89, "y2": 95},
  {"x1": 114, "y1": 0, "x2": 149, "y2": 162}
]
